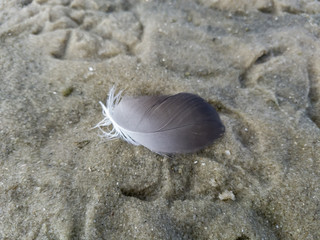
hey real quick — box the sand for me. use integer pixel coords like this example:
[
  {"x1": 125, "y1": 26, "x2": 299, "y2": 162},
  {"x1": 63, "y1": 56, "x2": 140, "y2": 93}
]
[{"x1": 1, "y1": 0, "x2": 320, "y2": 239}]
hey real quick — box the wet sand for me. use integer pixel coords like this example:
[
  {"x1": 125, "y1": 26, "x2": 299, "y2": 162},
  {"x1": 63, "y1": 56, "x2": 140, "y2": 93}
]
[{"x1": 1, "y1": 0, "x2": 320, "y2": 239}]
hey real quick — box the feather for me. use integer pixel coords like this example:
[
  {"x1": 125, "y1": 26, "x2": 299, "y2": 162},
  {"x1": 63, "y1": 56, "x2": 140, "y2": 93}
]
[{"x1": 95, "y1": 87, "x2": 225, "y2": 154}]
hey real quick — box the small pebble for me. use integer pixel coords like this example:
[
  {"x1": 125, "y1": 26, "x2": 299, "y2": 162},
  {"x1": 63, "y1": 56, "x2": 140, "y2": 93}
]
[
  {"x1": 62, "y1": 86, "x2": 74, "y2": 97},
  {"x1": 218, "y1": 190, "x2": 235, "y2": 201}
]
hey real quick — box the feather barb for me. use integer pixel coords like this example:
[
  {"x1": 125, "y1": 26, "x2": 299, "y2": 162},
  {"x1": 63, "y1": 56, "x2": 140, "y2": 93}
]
[{"x1": 94, "y1": 87, "x2": 139, "y2": 145}]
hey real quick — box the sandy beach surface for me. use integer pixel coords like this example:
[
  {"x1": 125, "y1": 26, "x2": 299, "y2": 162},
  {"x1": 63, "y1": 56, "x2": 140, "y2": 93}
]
[{"x1": 1, "y1": 0, "x2": 320, "y2": 239}]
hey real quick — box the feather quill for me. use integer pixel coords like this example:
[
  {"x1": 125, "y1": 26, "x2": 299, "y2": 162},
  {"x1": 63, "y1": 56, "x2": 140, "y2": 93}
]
[{"x1": 95, "y1": 87, "x2": 225, "y2": 154}]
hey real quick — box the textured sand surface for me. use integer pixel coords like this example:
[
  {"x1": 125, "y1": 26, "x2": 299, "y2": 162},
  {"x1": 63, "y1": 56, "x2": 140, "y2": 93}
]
[{"x1": 1, "y1": 0, "x2": 320, "y2": 239}]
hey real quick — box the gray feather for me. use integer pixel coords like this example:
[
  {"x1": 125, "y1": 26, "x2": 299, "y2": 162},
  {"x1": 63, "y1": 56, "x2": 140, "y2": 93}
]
[{"x1": 95, "y1": 87, "x2": 225, "y2": 154}]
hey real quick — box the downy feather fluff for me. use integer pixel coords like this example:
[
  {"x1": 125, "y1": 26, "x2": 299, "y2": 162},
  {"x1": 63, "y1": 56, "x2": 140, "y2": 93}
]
[{"x1": 95, "y1": 87, "x2": 225, "y2": 154}]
